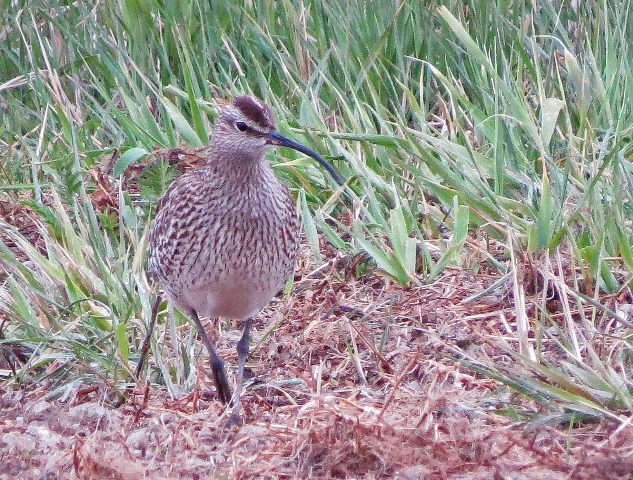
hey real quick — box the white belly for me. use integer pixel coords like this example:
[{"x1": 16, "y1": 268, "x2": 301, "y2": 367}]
[{"x1": 168, "y1": 281, "x2": 280, "y2": 320}]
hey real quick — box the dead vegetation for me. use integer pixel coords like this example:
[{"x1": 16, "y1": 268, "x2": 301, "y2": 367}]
[
  {"x1": 1, "y1": 156, "x2": 633, "y2": 479},
  {"x1": 2, "y1": 243, "x2": 633, "y2": 478}
]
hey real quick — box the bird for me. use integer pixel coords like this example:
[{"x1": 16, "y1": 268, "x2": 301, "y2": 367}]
[{"x1": 135, "y1": 95, "x2": 343, "y2": 423}]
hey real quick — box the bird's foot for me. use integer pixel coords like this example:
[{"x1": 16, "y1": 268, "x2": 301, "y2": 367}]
[{"x1": 225, "y1": 411, "x2": 243, "y2": 428}]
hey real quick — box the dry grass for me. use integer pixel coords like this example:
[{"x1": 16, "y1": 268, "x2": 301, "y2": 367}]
[{"x1": 2, "y1": 236, "x2": 633, "y2": 479}]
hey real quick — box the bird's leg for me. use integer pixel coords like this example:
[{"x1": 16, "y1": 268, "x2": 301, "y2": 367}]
[
  {"x1": 135, "y1": 292, "x2": 163, "y2": 378},
  {"x1": 229, "y1": 317, "x2": 253, "y2": 421},
  {"x1": 188, "y1": 310, "x2": 232, "y2": 404}
]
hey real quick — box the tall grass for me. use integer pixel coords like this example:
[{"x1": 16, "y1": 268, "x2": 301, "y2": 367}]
[{"x1": 1, "y1": 0, "x2": 632, "y2": 419}]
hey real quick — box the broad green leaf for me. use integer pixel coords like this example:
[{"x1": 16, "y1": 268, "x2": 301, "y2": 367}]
[
  {"x1": 116, "y1": 322, "x2": 130, "y2": 364},
  {"x1": 299, "y1": 190, "x2": 322, "y2": 262},
  {"x1": 540, "y1": 98, "x2": 565, "y2": 150},
  {"x1": 388, "y1": 205, "x2": 408, "y2": 264},
  {"x1": 160, "y1": 96, "x2": 204, "y2": 146},
  {"x1": 113, "y1": 147, "x2": 149, "y2": 178}
]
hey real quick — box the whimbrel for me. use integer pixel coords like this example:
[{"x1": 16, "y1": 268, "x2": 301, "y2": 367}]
[{"x1": 136, "y1": 95, "x2": 343, "y2": 421}]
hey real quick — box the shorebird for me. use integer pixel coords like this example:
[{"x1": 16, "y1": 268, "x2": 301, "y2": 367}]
[{"x1": 135, "y1": 95, "x2": 343, "y2": 422}]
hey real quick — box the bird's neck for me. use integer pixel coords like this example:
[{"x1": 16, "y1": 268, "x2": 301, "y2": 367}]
[{"x1": 206, "y1": 146, "x2": 280, "y2": 190}]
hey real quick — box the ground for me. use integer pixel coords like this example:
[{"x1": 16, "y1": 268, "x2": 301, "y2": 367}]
[
  {"x1": 1, "y1": 156, "x2": 632, "y2": 479},
  {"x1": 2, "y1": 244, "x2": 632, "y2": 479}
]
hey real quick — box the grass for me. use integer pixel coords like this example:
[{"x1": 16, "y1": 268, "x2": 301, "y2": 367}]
[{"x1": 1, "y1": 0, "x2": 633, "y2": 473}]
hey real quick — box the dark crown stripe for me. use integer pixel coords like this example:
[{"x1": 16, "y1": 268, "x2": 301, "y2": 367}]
[{"x1": 233, "y1": 96, "x2": 273, "y2": 128}]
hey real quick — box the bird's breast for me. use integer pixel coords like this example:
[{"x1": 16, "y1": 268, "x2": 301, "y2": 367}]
[{"x1": 148, "y1": 177, "x2": 300, "y2": 318}]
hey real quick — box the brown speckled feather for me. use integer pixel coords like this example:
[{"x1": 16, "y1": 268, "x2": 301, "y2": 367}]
[
  {"x1": 141, "y1": 95, "x2": 338, "y2": 414},
  {"x1": 148, "y1": 159, "x2": 300, "y2": 320}
]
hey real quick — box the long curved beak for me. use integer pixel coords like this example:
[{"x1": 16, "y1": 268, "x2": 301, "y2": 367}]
[{"x1": 266, "y1": 131, "x2": 344, "y2": 186}]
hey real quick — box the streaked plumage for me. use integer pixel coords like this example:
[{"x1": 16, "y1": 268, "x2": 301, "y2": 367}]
[
  {"x1": 147, "y1": 146, "x2": 300, "y2": 321},
  {"x1": 137, "y1": 95, "x2": 342, "y2": 423}
]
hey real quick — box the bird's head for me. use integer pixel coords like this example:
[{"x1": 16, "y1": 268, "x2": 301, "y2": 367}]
[{"x1": 213, "y1": 95, "x2": 343, "y2": 186}]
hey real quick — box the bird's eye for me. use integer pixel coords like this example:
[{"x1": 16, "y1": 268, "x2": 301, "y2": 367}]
[{"x1": 235, "y1": 121, "x2": 249, "y2": 132}]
